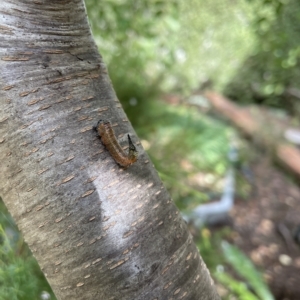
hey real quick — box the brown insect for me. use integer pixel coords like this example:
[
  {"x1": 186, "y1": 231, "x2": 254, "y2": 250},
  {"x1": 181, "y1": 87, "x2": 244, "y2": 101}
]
[{"x1": 95, "y1": 120, "x2": 138, "y2": 167}]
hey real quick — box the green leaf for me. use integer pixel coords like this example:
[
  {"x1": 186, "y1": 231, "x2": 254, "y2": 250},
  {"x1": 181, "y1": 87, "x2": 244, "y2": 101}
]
[
  {"x1": 215, "y1": 271, "x2": 259, "y2": 300},
  {"x1": 222, "y1": 241, "x2": 275, "y2": 300}
]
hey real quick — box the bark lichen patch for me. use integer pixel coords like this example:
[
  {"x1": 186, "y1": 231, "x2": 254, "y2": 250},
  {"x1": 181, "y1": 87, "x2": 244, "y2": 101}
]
[
  {"x1": 88, "y1": 73, "x2": 99, "y2": 79},
  {"x1": 85, "y1": 176, "x2": 98, "y2": 184},
  {"x1": 42, "y1": 49, "x2": 64, "y2": 54},
  {"x1": 131, "y1": 195, "x2": 138, "y2": 201},
  {"x1": 136, "y1": 215, "x2": 145, "y2": 225},
  {"x1": 92, "y1": 258, "x2": 102, "y2": 265},
  {"x1": 122, "y1": 242, "x2": 140, "y2": 255},
  {"x1": 83, "y1": 263, "x2": 91, "y2": 269},
  {"x1": 2, "y1": 56, "x2": 30, "y2": 61},
  {"x1": 163, "y1": 281, "x2": 172, "y2": 290},
  {"x1": 123, "y1": 230, "x2": 134, "y2": 238},
  {"x1": 98, "y1": 106, "x2": 109, "y2": 113},
  {"x1": 131, "y1": 221, "x2": 137, "y2": 227},
  {"x1": 19, "y1": 123, "x2": 29, "y2": 129},
  {"x1": 0, "y1": 24, "x2": 13, "y2": 32},
  {"x1": 58, "y1": 175, "x2": 75, "y2": 185},
  {"x1": 10, "y1": 168, "x2": 23, "y2": 178},
  {"x1": 109, "y1": 258, "x2": 128, "y2": 270},
  {"x1": 24, "y1": 151, "x2": 32, "y2": 157},
  {"x1": 81, "y1": 189, "x2": 95, "y2": 198},
  {"x1": 179, "y1": 291, "x2": 188, "y2": 299},
  {"x1": 48, "y1": 76, "x2": 70, "y2": 84},
  {"x1": 35, "y1": 205, "x2": 44, "y2": 211},
  {"x1": 79, "y1": 126, "x2": 93, "y2": 133},
  {"x1": 76, "y1": 282, "x2": 84, "y2": 287},
  {"x1": 147, "y1": 182, "x2": 154, "y2": 188},
  {"x1": 106, "y1": 180, "x2": 119, "y2": 188},
  {"x1": 174, "y1": 288, "x2": 181, "y2": 295},
  {"x1": 60, "y1": 285, "x2": 72, "y2": 291},
  {"x1": 186, "y1": 253, "x2": 192, "y2": 261},
  {"x1": 19, "y1": 88, "x2": 39, "y2": 97},
  {"x1": 59, "y1": 155, "x2": 75, "y2": 164},
  {"x1": 102, "y1": 216, "x2": 110, "y2": 222},
  {"x1": 78, "y1": 115, "x2": 88, "y2": 121},
  {"x1": 41, "y1": 127, "x2": 59, "y2": 138},
  {"x1": 90, "y1": 149, "x2": 104, "y2": 158},
  {"x1": 161, "y1": 266, "x2": 169, "y2": 275},
  {"x1": 40, "y1": 135, "x2": 55, "y2": 144},
  {"x1": 0, "y1": 116, "x2": 8, "y2": 123},
  {"x1": 81, "y1": 95, "x2": 94, "y2": 101},
  {"x1": 136, "y1": 203, "x2": 144, "y2": 209},
  {"x1": 102, "y1": 221, "x2": 116, "y2": 231},
  {"x1": 37, "y1": 167, "x2": 49, "y2": 175},
  {"x1": 38, "y1": 104, "x2": 51, "y2": 110},
  {"x1": 27, "y1": 97, "x2": 44, "y2": 105}
]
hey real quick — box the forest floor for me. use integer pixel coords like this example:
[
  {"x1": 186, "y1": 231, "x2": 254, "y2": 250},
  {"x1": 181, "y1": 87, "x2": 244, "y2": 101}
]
[{"x1": 226, "y1": 124, "x2": 300, "y2": 299}]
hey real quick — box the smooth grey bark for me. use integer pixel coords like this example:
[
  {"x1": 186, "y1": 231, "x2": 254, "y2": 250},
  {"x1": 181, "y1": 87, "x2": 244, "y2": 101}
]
[{"x1": 0, "y1": 0, "x2": 220, "y2": 299}]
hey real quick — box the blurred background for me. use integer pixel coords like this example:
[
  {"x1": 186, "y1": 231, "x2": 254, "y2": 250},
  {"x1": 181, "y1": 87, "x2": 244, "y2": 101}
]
[{"x1": 1, "y1": 0, "x2": 300, "y2": 299}]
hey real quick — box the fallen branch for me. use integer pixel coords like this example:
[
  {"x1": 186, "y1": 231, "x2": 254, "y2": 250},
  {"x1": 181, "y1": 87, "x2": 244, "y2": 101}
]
[{"x1": 204, "y1": 91, "x2": 300, "y2": 181}]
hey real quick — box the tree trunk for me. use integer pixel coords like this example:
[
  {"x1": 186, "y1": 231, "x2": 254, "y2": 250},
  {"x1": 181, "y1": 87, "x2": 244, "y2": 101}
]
[{"x1": 0, "y1": 1, "x2": 220, "y2": 299}]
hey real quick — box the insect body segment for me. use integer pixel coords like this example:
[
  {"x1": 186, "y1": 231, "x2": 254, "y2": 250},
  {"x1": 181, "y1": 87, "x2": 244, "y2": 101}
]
[{"x1": 96, "y1": 120, "x2": 138, "y2": 167}]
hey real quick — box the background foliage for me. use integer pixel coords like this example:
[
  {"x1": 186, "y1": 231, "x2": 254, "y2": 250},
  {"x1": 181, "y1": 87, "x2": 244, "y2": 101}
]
[{"x1": 225, "y1": 0, "x2": 300, "y2": 115}]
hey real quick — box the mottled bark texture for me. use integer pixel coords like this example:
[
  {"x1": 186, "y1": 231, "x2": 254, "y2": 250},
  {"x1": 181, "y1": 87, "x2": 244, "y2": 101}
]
[{"x1": 0, "y1": 1, "x2": 220, "y2": 299}]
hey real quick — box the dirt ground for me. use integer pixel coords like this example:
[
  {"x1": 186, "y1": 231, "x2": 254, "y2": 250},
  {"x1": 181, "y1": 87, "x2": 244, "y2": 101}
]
[{"x1": 231, "y1": 156, "x2": 300, "y2": 300}]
